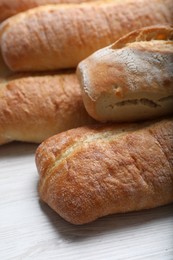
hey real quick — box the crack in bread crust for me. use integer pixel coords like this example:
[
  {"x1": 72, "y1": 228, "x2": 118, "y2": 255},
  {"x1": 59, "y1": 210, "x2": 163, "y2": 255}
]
[{"x1": 108, "y1": 98, "x2": 161, "y2": 108}]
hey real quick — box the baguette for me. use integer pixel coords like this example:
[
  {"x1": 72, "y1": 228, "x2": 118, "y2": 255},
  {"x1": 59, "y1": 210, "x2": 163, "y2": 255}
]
[
  {"x1": 0, "y1": 0, "x2": 173, "y2": 72},
  {"x1": 0, "y1": 70, "x2": 95, "y2": 145},
  {"x1": 77, "y1": 26, "x2": 173, "y2": 122},
  {"x1": 0, "y1": 0, "x2": 99, "y2": 22},
  {"x1": 36, "y1": 117, "x2": 173, "y2": 224}
]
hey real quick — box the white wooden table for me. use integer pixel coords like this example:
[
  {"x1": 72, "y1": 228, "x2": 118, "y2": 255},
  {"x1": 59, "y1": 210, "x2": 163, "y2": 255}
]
[{"x1": 0, "y1": 142, "x2": 173, "y2": 260}]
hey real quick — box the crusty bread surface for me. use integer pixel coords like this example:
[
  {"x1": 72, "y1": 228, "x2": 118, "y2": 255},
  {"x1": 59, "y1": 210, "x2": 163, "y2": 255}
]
[
  {"x1": 0, "y1": 51, "x2": 11, "y2": 79},
  {"x1": 0, "y1": 69, "x2": 95, "y2": 145},
  {"x1": 36, "y1": 117, "x2": 173, "y2": 224},
  {"x1": 77, "y1": 26, "x2": 173, "y2": 122},
  {"x1": 0, "y1": 0, "x2": 173, "y2": 71},
  {"x1": 0, "y1": 0, "x2": 99, "y2": 22}
]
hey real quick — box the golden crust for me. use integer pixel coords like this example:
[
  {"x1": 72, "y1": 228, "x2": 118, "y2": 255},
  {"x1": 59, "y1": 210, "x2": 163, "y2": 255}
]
[
  {"x1": 0, "y1": 0, "x2": 100, "y2": 22},
  {"x1": 0, "y1": 51, "x2": 11, "y2": 80},
  {"x1": 36, "y1": 117, "x2": 173, "y2": 224},
  {"x1": 0, "y1": 0, "x2": 173, "y2": 71},
  {"x1": 0, "y1": 71, "x2": 95, "y2": 144},
  {"x1": 77, "y1": 25, "x2": 173, "y2": 122}
]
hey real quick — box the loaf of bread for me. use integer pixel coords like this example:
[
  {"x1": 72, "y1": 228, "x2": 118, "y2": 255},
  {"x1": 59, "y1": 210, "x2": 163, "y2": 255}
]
[
  {"x1": 0, "y1": 69, "x2": 95, "y2": 145},
  {"x1": 77, "y1": 26, "x2": 173, "y2": 122},
  {"x1": 36, "y1": 117, "x2": 173, "y2": 224},
  {"x1": 0, "y1": 0, "x2": 99, "y2": 22},
  {"x1": 0, "y1": 0, "x2": 173, "y2": 71}
]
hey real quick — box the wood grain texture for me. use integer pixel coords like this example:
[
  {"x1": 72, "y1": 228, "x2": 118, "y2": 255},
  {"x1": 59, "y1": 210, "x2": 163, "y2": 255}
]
[{"x1": 0, "y1": 142, "x2": 173, "y2": 259}]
